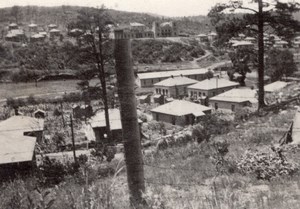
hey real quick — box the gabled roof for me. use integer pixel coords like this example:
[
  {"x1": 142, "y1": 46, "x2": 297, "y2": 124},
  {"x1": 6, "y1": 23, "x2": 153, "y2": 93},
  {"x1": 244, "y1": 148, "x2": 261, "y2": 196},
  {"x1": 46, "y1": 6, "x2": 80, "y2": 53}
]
[
  {"x1": 187, "y1": 78, "x2": 239, "y2": 90},
  {"x1": 210, "y1": 88, "x2": 258, "y2": 103},
  {"x1": 0, "y1": 116, "x2": 44, "y2": 133},
  {"x1": 0, "y1": 132, "x2": 36, "y2": 165},
  {"x1": 154, "y1": 76, "x2": 198, "y2": 87},
  {"x1": 264, "y1": 81, "x2": 288, "y2": 93},
  {"x1": 34, "y1": 109, "x2": 46, "y2": 114},
  {"x1": 31, "y1": 34, "x2": 44, "y2": 39},
  {"x1": 151, "y1": 100, "x2": 211, "y2": 116},
  {"x1": 90, "y1": 109, "x2": 142, "y2": 130},
  {"x1": 138, "y1": 68, "x2": 209, "y2": 80}
]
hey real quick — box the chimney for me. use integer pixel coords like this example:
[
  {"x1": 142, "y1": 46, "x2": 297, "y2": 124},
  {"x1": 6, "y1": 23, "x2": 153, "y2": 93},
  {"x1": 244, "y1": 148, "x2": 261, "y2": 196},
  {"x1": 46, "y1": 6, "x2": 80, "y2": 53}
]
[{"x1": 171, "y1": 75, "x2": 174, "y2": 78}]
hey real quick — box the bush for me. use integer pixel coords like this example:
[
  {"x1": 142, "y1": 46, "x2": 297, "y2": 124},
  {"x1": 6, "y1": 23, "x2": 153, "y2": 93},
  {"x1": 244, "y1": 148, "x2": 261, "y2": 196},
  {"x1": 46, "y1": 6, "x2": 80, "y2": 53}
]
[
  {"x1": 192, "y1": 124, "x2": 210, "y2": 143},
  {"x1": 237, "y1": 148, "x2": 299, "y2": 180}
]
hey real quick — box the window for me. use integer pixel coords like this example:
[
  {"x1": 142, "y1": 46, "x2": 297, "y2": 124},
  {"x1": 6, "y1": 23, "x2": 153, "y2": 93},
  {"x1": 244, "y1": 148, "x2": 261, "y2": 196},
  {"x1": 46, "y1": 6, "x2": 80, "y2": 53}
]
[
  {"x1": 213, "y1": 91, "x2": 216, "y2": 96},
  {"x1": 203, "y1": 93, "x2": 206, "y2": 96},
  {"x1": 190, "y1": 91, "x2": 193, "y2": 97},
  {"x1": 231, "y1": 105, "x2": 235, "y2": 112},
  {"x1": 198, "y1": 92, "x2": 201, "y2": 97},
  {"x1": 156, "y1": 89, "x2": 159, "y2": 94},
  {"x1": 166, "y1": 89, "x2": 168, "y2": 95},
  {"x1": 162, "y1": 89, "x2": 165, "y2": 95},
  {"x1": 159, "y1": 89, "x2": 161, "y2": 94},
  {"x1": 215, "y1": 103, "x2": 218, "y2": 110},
  {"x1": 151, "y1": 79, "x2": 154, "y2": 84}
]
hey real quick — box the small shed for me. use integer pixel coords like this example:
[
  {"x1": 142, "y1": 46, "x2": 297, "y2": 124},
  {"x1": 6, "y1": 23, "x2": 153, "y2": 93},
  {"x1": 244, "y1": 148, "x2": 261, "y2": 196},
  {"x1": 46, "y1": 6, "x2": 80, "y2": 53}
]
[
  {"x1": 90, "y1": 109, "x2": 143, "y2": 143},
  {"x1": 49, "y1": 29, "x2": 61, "y2": 38},
  {"x1": 264, "y1": 81, "x2": 288, "y2": 94},
  {"x1": 8, "y1": 23, "x2": 18, "y2": 30},
  {"x1": 34, "y1": 109, "x2": 46, "y2": 119}
]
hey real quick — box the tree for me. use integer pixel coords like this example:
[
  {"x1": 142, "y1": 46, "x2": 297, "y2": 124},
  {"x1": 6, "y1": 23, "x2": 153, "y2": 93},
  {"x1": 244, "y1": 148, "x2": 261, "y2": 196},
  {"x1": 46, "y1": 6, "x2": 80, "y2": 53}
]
[
  {"x1": 208, "y1": 0, "x2": 300, "y2": 109},
  {"x1": 265, "y1": 48, "x2": 297, "y2": 81},
  {"x1": 11, "y1": 6, "x2": 22, "y2": 24},
  {"x1": 69, "y1": 7, "x2": 114, "y2": 143},
  {"x1": 228, "y1": 47, "x2": 254, "y2": 85}
]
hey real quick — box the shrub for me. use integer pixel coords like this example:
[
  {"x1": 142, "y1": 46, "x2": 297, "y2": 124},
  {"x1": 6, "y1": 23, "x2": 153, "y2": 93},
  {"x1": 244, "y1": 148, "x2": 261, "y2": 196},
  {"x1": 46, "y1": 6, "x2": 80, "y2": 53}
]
[
  {"x1": 237, "y1": 148, "x2": 299, "y2": 180},
  {"x1": 192, "y1": 124, "x2": 210, "y2": 143}
]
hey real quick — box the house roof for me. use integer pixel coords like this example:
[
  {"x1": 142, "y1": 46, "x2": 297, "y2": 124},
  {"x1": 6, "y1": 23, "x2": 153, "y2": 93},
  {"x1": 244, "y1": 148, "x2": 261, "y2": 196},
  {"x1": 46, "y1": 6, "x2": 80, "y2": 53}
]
[
  {"x1": 208, "y1": 32, "x2": 217, "y2": 36},
  {"x1": 154, "y1": 76, "x2": 198, "y2": 87},
  {"x1": 29, "y1": 23, "x2": 37, "y2": 27},
  {"x1": 160, "y1": 22, "x2": 172, "y2": 27},
  {"x1": 275, "y1": 40, "x2": 288, "y2": 44},
  {"x1": 187, "y1": 78, "x2": 239, "y2": 90},
  {"x1": 130, "y1": 22, "x2": 145, "y2": 27},
  {"x1": 138, "y1": 68, "x2": 209, "y2": 80},
  {"x1": 48, "y1": 24, "x2": 57, "y2": 27},
  {"x1": 49, "y1": 29, "x2": 60, "y2": 33},
  {"x1": 34, "y1": 109, "x2": 46, "y2": 114},
  {"x1": 0, "y1": 132, "x2": 36, "y2": 165},
  {"x1": 264, "y1": 81, "x2": 288, "y2": 93},
  {"x1": 210, "y1": 88, "x2": 258, "y2": 103},
  {"x1": 0, "y1": 116, "x2": 44, "y2": 133},
  {"x1": 245, "y1": 37, "x2": 256, "y2": 41},
  {"x1": 31, "y1": 34, "x2": 44, "y2": 39},
  {"x1": 197, "y1": 34, "x2": 208, "y2": 37},
  {"x1": 90, "y1": 109, "x2": 142, "y2": 130},
  {"x1": 151, "y1": 100, "x2": 211, "y2": 117},
  {"x1": 9, "y1": 23, "x2": 17, "y2": 27},
  {"x1": 232, "y1": 41, "x2": 254, "y2": 47}
]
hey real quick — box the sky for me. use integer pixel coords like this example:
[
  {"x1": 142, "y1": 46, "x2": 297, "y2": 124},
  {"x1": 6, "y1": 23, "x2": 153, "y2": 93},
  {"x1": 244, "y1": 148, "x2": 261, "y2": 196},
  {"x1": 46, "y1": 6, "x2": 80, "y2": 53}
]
[
  {"x1": 0, "y1": 0, "x2": 293, "y2": 17},
  {"x1": 0, "y1": 0, "x2": 228, "y2": 17}
]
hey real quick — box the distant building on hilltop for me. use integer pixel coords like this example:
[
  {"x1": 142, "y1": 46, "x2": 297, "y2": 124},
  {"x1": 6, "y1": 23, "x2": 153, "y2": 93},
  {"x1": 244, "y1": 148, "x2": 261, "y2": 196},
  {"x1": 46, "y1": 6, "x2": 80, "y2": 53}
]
[{"x1": 152, "y1": 21, "x2": 178, "y2": 38}]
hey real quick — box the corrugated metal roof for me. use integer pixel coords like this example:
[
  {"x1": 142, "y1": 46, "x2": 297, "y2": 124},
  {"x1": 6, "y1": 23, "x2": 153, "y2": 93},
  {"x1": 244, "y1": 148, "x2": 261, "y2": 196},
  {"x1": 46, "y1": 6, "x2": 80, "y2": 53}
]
[
  {"x1": 210, "y1": 88, "x2": 258, "y2": 103},
  {"x1": 0, "y1": 116, "x2": 44, "y2": 133},
  {"x1": 138, "y1": 68, "x2": 209, "y2": 80},
  {"x1": 187, "y1": 78, "x2": 239, "y2": 90},
  {"x1": 264, "y1": 81, "x2": 288, "y2": 93},
  {"x1": 151, "y1": 100, "x2": 211, "y2": 116},
  {"x1": 90, "y1": 109, "x2": 142, "y2": 130},
  {"x1": 0, "y1": 132, "x2": 36, "y2": 164},
  {"x1": 154, "y1": 76, "x2": 198, "y2": 87}
]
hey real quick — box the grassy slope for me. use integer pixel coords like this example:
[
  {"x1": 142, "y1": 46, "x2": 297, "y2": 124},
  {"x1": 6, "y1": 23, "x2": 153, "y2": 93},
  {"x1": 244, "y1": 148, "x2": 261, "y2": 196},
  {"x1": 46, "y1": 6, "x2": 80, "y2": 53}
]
[{"x1": 1, "y1": 101, "x2": 300, "y2": 208}]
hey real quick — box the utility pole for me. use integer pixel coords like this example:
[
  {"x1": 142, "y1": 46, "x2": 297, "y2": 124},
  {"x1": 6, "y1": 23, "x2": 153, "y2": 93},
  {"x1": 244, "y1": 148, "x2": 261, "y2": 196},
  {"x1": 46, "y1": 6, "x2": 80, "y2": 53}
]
[
  {"x1": 60, "y1": 101, "x2": 65, "y2": 127},
  {"x1": 70, "y1": 114, "x2": 77, "y2": 164},
  {"x1": 114, "y1": 38, "x2": 146, "y2": 208}
]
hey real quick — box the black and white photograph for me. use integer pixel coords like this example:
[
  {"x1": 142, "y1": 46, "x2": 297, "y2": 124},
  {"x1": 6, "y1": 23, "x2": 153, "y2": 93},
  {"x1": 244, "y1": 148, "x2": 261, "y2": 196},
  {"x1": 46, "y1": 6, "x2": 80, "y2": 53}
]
[{"x1": 0, "y1": 0, "x2": 300, "y2": 208}]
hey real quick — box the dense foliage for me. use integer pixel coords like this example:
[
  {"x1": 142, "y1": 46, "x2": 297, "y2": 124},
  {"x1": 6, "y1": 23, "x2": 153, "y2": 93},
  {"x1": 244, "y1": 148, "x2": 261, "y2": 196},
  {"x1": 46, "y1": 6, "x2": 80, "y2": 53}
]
[
  {"x1": 265, "y1": 49, "x2": 297, "y2": 81},
  {"x1": 131, "y1": 39, "x2": 205, "y2": 64}
]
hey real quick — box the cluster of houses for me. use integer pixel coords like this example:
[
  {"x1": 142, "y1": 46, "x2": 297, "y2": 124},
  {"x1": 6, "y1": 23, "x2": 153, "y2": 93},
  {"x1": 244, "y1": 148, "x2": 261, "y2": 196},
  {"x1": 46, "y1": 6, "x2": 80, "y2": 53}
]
[
  {"x1": 5, "y1": 22, "x2": 62, "y2": 43},
  {"x1": 227, "y1": 33, "x2": 300, "y2": 50}
]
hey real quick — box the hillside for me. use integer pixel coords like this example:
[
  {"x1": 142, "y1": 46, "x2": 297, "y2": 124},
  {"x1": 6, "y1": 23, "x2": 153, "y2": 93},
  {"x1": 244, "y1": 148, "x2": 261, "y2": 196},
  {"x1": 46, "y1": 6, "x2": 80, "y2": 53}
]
[
  {"x1": 0, "y1": 6, "x2": 212, "y2": 35},
  {"x1": 132, "y1": 38, "x2": 205, "y2": 64}
]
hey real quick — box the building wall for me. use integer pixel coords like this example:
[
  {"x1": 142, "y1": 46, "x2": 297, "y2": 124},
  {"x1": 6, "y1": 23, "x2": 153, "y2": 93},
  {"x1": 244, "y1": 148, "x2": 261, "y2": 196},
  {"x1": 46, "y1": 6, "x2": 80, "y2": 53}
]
[
  {"x1": 208, "y1": 100, "x2": 250, "y2": 112},
  {"x1": 152, "y1": 22, "x2": 178, "y2": 38},
  {"x1": 152, "y1": 112, "x2": 196, "y2": 126},
  {"x1": 188, "y1": 85, "x2": 238, "y2": 99}
]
